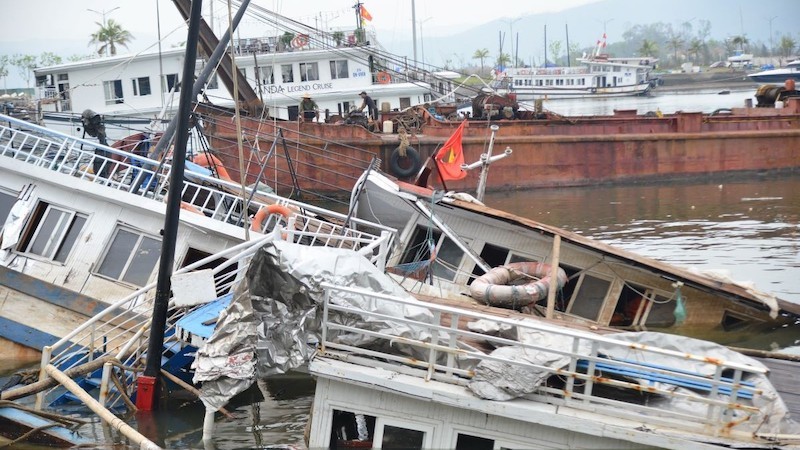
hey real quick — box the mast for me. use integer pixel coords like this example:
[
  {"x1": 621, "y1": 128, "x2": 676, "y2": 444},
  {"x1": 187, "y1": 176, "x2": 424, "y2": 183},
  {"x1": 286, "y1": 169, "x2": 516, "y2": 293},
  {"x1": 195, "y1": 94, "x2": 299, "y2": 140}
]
[
  {"x1": 136, "y1": 0, "x2": 203, "y2": 412},
  {"x1": 412, "y1": 0, "x2": 418, "y2": 66}
]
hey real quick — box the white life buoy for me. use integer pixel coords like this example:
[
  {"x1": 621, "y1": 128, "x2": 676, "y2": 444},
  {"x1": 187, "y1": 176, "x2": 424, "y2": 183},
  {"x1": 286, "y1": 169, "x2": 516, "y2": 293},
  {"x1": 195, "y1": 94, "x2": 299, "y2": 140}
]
[{"x1": 469, "y1": 261, "x2": 568, "y2": 309}]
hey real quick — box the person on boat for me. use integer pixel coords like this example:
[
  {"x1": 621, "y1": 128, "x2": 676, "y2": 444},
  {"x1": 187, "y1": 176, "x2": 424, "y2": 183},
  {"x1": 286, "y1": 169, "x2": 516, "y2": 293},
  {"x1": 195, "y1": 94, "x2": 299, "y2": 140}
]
[
  {"x1": 299, "y1": 93, "x2": 318, "y2": 122},
  {"x1": 357, "y1": 91, "x2": 377, "y2": 121}
]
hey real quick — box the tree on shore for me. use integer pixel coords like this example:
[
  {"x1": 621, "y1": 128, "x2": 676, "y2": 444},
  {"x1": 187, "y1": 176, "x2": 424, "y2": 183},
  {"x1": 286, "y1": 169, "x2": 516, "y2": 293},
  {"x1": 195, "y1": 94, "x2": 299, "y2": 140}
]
[
  {"x1": 730, "y1": 35, "x2": 749, "y2": 53},
  {"x1": 472, "y1": 48, "x2": 490, "y2": 73},
  {"x1": 777, "y1": 35, "x2": 796, "y2": 65},
  {"x1": 638, "y1": 39, "x2": 658, "y2": 57},
  {"x1": 666, "y1": 33, "x2": 684, "y2": 65},
  {"x1": 0, "y1": 55, "x2": 9, "y2": 93},
  {"x1": 11, "y1": 54, "x2": 37, "y2": 88},
  {"x1": 688, "y1": 39, "x2": 703, "y2": 64},
  {"x1": 89, "y1": 19, "x2": 132, "y2": 56}
]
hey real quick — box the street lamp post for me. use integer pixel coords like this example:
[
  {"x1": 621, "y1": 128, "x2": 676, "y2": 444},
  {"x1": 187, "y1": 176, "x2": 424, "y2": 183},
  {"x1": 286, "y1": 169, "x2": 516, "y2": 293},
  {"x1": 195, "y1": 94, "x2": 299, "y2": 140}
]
[
  {"x1": 766, "y1": 16, "x2": 777, "y2": 61},
  {"x1": 419, "y1": 17, "x2": 432, "y2": 70},
  {"x1": 87, "y1": 7, "x2": 121, "y2": 56}
]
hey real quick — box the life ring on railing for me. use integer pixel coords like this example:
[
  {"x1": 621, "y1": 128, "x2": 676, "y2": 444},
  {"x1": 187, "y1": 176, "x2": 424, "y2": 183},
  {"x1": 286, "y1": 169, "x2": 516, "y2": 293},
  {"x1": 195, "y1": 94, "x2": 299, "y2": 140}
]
[
  {"x1": 193, "y1": 153, "x2": 233, "y2": 182},
  {"x1": 469, "y1": 262, "x2": 568, "y2": 310},
  {"x1": 388, "y1": 146, "x2": 421, "y2": 179},
  {"x1": 376, "y1": 71, "x2": 391, "y2": 84},
  {"x1": 250, "y1": 204, "x2": 293, "y2": 233},
  {"x1": 291, "y1": 34, "x2": 309, "y2": 48},
  {"x1": 180, "y1": 201, "x2": 203, "y2": 215}
]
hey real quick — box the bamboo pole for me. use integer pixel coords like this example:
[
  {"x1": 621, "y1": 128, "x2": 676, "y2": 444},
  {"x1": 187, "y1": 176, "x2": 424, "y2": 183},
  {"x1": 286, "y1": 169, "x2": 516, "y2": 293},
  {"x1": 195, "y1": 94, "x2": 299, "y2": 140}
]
[
  {"x1": 546, "y1": 235, "x2": 561, "y2": 319},
  {"x1": 44, "y1": 364, "x2": 162, "y2": 450},
  {"x1": 3, "y1": 356, "x2": 114, "y2": 401},
  {"x1": 159, "y1": 369, "x2": 235, "y2": 419}
]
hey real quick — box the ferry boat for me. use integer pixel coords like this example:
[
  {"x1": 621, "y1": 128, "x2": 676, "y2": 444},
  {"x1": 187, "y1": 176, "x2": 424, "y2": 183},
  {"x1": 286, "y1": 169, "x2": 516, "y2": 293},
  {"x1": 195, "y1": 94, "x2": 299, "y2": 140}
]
[
  {"x1": 491, "y1": 53, "x2": 658, "y2": 100},
  {"x1": 490, "y1": 35, "x2": 657, "y2": 100},
  {"x1": 32, "y1": 2, "x2": 455, "y2": 141}
]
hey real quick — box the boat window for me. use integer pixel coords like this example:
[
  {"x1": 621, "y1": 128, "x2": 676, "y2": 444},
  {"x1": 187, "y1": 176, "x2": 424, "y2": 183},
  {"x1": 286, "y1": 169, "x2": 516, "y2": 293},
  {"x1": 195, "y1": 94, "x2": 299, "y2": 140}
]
[
  {"x1": 131, "y1": 77, "x2": 151, "y2": 96},
  {"x1": 103, "y1": 79, "x2": 123, "y2": 105},
  {"x1": 397, "y1": 226, "x2": 464, "y2": 282},
  {"x1": 162, "y1": 73, "x2": 180, "y2": 93},
  {"x1": 17, "y1": 202, "x2": 87, "y2": 263},
  {"x1": 256, "y1": 66, "x2": 274, "y2": 85},
  {"x1": 330, "y1": 60, "x2": 349, "y2": 79},
  {"x1": 300, "y1": 62, "x2": 319, "y2": 82},
  {"x1": 611, "y1": 283, "x2": 647, "y2": 327},
  {"x1": 97, "y1": 226, "x2": 162, "y2": 286},
  {"x1": 399, "y1": 97, "x2": 410, "y2": 109},
  {"x1": 567, "y1": 273, "x2": 611, "y2": 321},
  {"x1": 207, "y1": 74, "x2": 219, "y2": 90},
  {"x1": 329, "y1": 409, "x2": 375, "y2": 449},
  {"x1": 380, "y1": 425, "x2": 425, "y2": 449},
  {"x1": 455, "y1": 433, "x2": 494, "y2": 450},
  {"x1": 0, "y1": 189, "x2": 15, "y2": 231},
  {"x1": 281, "y1": 64, "x2": 295, "y2": 83},
  {"x1": 468, "y1": 243, "x2": 510, "y2": 285},
  {"x1": 643, "y1": 293, "x2": 677, "y2": 328},
  {"x1": 181, "y1": 248, "x2": 235, "y2": 295}
]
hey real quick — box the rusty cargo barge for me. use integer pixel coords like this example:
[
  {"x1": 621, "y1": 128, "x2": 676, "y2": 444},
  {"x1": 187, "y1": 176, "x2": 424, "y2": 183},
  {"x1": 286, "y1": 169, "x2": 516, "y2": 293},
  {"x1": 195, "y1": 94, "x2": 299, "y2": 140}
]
[{"x1": 197, "y1": 97, "x2": 800, "y2": 195}]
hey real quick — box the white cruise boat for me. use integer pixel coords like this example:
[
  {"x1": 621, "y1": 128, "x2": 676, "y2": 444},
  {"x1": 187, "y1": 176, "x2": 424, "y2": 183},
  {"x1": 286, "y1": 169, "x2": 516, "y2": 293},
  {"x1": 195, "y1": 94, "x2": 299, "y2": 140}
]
[
  {"x1": 32, "y1": 3, "x2": 455, "y2": 141},
  {"x1": 492, "y1": 53, "x2": 657, "y2": 101}
]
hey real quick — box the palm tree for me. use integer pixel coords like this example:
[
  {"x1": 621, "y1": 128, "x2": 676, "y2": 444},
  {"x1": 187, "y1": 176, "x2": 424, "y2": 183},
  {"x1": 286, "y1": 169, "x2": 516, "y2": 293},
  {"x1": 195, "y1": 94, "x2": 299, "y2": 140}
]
[
  {"x1": 730, "y1": 35, "x2": 749, "y2": 53},
  {"x1": 638, "y1": 39, "x2": 658, "y2": 57},
  {"x1": 666, "y1": 34, "x2": 684, "y2": 66},
  {"x1": 688, "y1": 39, "x2": 703, "y2": 64},
  {"x1": 472, "y1": 48, "x2": 490, "y2": 73},
  {"x1": 495, "y1": 53, "x2": 511, "y2": 68},
  {"x1": 89, "y1": 19, "x2": 132, "y2": 56}
]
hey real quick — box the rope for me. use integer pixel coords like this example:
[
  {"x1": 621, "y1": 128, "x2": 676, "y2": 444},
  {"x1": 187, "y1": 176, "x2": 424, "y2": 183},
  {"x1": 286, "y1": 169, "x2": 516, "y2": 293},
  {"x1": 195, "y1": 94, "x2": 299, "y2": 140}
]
[{"x1": 397, "y1": 128, "x2": 410, "y2": 157}]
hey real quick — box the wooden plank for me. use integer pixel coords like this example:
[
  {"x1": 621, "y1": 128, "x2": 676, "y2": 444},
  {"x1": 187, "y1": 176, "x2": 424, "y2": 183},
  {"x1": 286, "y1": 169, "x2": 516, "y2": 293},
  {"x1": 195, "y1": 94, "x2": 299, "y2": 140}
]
[{"x1": 755, "y1": 357, "x2": 800, "y2": 417}]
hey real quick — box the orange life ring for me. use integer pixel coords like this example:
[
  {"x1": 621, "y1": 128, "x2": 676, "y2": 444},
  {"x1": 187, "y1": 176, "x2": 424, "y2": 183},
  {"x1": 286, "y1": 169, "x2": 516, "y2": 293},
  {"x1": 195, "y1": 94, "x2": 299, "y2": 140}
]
[
  {"x1": 469, "y1": 261, "x2": 568, "y2": 309},
  {"x1": 376, "y1": 71, "x2": 391, "y2": 84},
  {"x1": 291, "y1": 34, "x2": 309, "y2": 48},
  {"x1": 180, "y1": 201, "x2": 203, "y2": 215},
  {"x1": 193, "y1": 153, "x2": 233, "y2": 182},
  {"x1": 250, "y1": 204, "x2": 293, "y2": 233}
]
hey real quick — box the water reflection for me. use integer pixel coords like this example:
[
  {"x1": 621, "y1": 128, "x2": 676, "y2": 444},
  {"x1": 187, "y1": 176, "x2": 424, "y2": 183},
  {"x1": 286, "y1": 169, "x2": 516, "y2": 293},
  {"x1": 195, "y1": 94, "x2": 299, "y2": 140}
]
[{"x1": 483, "y1": 175, "x2": 800, "y2": 302}]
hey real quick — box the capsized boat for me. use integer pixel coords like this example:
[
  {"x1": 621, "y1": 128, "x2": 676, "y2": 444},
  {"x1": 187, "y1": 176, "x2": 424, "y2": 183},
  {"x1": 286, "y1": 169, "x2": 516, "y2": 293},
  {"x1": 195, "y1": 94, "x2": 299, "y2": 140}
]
[
  {"x1": 349, "y1": 169, "x2": 800, "y2": 343},
  {"x1": 185, "y1": 235, "x2": 800, "y2": 449}
]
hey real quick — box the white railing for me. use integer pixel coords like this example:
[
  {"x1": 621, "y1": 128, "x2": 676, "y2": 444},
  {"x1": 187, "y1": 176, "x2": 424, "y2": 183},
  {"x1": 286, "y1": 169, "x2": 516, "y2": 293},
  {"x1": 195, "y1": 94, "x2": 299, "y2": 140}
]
[
  {"x1": 317, "y1": 282, "x2": 781, "y2": 441},
  {"x1": 0, "y1": 113, "x2": 393, "y2": 237},
  {"x1": 36, "y1": 223, "x2": 394, "y2": 410}
]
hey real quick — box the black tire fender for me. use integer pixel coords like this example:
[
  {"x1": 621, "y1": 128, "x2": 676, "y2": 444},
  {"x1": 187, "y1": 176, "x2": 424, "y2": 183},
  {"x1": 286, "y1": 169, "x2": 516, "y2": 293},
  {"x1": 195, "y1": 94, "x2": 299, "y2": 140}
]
[{"x1": 388, "y1": 147, "x2": 421, "y2": 179}]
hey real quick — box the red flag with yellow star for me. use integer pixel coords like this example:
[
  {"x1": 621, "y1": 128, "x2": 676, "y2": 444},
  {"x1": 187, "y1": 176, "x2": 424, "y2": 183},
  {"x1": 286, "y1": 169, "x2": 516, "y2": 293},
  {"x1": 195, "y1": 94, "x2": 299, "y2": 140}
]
[{"x1": 435, "y1": 121, "x2": 467, "y2": 181}]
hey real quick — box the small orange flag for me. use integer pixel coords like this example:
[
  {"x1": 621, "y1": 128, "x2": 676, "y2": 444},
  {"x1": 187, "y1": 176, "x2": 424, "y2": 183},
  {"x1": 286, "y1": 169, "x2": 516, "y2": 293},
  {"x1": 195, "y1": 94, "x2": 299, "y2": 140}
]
[
  {"x1": 435, "y1": 121, "x2": 467, "y2": 181},
  {"x1": 360, "y1": 5, "x2": 373, "y2": 21}
]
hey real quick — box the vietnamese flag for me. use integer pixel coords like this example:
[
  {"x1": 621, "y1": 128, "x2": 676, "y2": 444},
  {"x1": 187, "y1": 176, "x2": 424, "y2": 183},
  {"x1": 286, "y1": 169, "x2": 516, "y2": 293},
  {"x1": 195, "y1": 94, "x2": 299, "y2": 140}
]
[
  {"x1": 360, "y1": 5, "x2": 373, "y2": 21},
  {"x1": 435, "y1": 121, "x2": 467, "y2": 181}
]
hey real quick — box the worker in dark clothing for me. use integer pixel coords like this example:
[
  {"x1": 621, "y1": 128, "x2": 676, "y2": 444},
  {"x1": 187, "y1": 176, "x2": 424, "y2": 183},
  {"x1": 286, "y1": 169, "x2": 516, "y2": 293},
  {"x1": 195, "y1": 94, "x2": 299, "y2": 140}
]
[
  {"x1": 299, "y1": 93, "x2": 318, "y2": 122},
  {"x1": 357, "y1": 91, "x2": 377, "y2": 121}
]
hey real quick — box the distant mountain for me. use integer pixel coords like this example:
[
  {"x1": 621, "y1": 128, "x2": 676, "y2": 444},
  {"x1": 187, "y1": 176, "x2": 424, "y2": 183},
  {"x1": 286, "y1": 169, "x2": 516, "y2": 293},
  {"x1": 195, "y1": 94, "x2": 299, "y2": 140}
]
[{"x1": 382, "y1": 0, "x2": 796, "y2": 70}]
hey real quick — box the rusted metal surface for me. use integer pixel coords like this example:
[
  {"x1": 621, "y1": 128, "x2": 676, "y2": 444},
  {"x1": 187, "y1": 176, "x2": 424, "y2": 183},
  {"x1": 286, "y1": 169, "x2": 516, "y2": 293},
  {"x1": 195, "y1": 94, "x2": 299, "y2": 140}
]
[{"x1": 199, "y1": 99, "x2": 800, "y2": 193}]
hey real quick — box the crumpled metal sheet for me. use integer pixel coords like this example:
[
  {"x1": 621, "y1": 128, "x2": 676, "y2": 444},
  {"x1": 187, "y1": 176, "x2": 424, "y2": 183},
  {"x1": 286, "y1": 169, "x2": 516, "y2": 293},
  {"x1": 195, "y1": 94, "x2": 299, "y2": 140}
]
[
  {"x1": 194, "y1": 240, "x2": 436, "y2": 411},
  {"x1": 468, "y1": 328, "x2": 593, "y2": 401}
]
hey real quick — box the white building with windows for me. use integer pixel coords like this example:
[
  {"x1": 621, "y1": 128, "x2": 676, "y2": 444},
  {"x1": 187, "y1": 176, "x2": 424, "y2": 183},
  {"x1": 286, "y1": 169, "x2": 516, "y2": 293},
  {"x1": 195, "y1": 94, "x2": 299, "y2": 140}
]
[{"x1": 33, "y1": 30, "x2": 454, "y2": 141}]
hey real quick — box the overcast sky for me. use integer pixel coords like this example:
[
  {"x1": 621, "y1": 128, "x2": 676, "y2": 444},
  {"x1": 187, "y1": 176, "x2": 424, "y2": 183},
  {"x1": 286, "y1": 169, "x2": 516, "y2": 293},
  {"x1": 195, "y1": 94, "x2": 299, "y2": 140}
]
[{"x1": 0, "y1": 0, "x2": 599, "y2": 87}]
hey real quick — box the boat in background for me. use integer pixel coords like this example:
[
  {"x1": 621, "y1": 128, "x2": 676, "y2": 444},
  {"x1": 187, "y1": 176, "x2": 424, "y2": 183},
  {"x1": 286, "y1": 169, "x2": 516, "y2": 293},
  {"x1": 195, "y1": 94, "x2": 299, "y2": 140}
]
[
  {"x1": 32, "y1": 1, "x2": 455, "y2": 141},
  {"x1": 490, "y1": 34, "x2": 657, "y2": 100},
  {"x1": 749, "y1": 60, "x2": 800, "y2": 85}
]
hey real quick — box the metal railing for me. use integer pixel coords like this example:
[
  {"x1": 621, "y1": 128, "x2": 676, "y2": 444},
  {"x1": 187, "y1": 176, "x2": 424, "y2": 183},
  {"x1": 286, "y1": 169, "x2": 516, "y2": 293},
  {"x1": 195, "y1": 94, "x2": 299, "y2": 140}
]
[
  {"x1": 317, "y1": 282, "x2": 785, "y2": 441},
  {"x1": 0, "y1": 113, "x2": 397, "y2": 409},
  {"x1": 0, "y1": 113, "x2": 393, "y2": 236}
]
